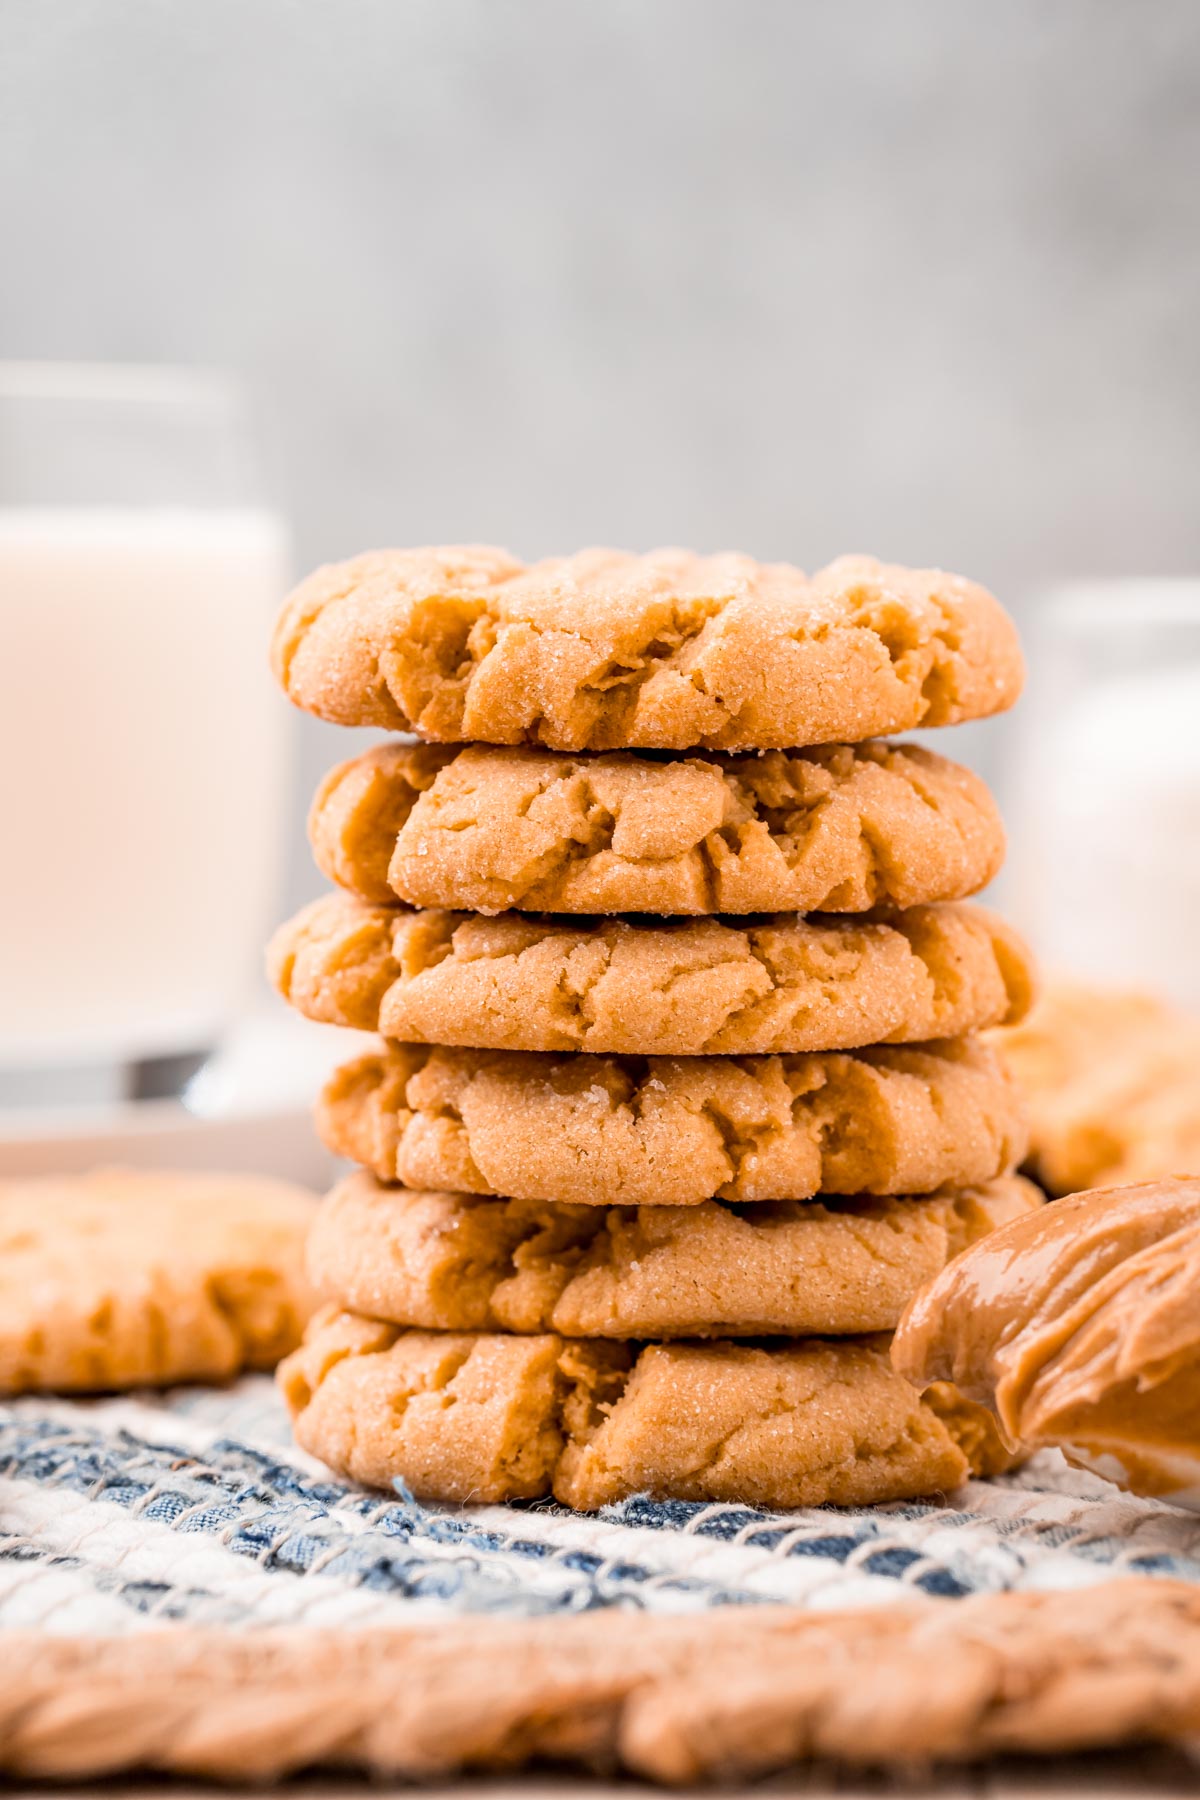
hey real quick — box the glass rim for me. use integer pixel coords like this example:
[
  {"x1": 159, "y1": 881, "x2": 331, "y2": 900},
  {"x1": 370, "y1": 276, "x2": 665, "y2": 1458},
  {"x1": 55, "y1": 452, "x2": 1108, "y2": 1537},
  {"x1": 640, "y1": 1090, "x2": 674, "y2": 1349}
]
[{"x1": 0, "y1": 360, "x2": 243, "y2": 414}]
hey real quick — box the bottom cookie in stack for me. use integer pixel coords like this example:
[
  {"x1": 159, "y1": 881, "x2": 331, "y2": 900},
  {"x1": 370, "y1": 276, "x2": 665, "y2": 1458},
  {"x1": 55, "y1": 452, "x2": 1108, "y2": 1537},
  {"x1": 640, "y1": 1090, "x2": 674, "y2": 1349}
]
[{"x1": 279, "y1": 1173, "x2": 1041, "y2": 1509}]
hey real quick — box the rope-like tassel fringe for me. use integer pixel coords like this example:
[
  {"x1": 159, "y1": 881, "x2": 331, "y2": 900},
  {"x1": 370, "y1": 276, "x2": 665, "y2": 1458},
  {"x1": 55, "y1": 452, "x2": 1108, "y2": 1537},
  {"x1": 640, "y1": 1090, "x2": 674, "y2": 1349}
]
[{"x1": 3, "y1": 1578, "x2": 1199, "y2": 1784}]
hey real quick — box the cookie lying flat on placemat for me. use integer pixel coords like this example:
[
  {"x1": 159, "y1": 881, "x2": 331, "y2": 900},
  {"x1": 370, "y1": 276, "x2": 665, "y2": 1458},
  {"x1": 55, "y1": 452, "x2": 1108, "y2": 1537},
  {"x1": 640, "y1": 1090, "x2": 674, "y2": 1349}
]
[
  {"x1": 272, "y1": 548, "x2": 1023, "y2": 749},
  {"x1": 319, "y1": 1038, "x2": 1029, "y2": 1206},
  {"x1": 0, "y1": 1169, "x2": 315, "y2": 1392},
  {"x1": 270, "y1": 894, "x2": 1034, "y2": 1054},
  {"x1": 280, "y1": 1308, "x2": 1013, "y2": 1507},
  {"x1": 311, "y1": 738, "x2": 1005, "y2": 915},
  {"x1": 308, "y1": 1171, "x2": 1043, "y2": 1339}
]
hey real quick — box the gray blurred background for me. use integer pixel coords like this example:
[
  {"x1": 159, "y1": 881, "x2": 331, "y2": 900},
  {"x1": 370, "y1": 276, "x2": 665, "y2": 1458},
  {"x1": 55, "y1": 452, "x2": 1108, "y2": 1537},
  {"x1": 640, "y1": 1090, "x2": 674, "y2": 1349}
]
[{"x1": 3, "y1": 0, "x2": 1199, "y2": 911}]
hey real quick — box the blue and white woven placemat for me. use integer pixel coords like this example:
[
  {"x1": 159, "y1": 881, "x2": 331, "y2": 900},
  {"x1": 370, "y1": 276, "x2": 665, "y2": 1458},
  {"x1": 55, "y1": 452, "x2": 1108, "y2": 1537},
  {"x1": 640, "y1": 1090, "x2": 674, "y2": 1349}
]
[{"x1": 2, "y1": 1377, "x2": 1198, "y2": 1633}]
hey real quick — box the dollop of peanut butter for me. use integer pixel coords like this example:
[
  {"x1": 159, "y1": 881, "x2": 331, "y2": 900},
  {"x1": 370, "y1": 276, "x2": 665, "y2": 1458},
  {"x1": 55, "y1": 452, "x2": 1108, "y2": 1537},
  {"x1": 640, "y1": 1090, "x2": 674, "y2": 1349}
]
[{"x1": 892, "y1": 1177, "x2": 1200, "y2": 1507}]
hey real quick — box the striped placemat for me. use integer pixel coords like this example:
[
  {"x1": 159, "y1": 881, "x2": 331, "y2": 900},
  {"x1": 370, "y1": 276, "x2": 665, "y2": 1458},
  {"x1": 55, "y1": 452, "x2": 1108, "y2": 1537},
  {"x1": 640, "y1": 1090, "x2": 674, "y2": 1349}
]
[{"x1": 2, "y1": 1375, "x2": 1198, "y2": 1633}]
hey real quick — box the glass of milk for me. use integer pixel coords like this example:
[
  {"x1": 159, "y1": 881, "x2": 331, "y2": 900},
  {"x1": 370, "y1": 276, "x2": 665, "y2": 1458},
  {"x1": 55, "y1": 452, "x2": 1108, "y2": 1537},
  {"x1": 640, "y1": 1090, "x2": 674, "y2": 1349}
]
[
  {"x1": 0, "y1": 364, "x2": 291, "y2": 1105},
  {"x1": 1009, "y1": 581, "x2": 1200, "y2": 1008}
]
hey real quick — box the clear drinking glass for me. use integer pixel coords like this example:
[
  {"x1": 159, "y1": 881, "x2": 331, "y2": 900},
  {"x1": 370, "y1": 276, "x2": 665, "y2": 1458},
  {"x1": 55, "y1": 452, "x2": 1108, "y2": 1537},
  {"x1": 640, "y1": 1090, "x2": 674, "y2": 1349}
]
[
  {"x1": 0, "y1": 364, "x2": 291, "y2": 1105},
  {"x1": 1007, "y1": 581, "x2": 1200, "y2": 1008}
]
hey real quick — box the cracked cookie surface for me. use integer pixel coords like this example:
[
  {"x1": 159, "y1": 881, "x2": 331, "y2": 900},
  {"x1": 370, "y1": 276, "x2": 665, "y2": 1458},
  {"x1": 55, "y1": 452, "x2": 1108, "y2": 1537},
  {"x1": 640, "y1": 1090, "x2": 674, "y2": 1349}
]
[
  {"x1": 318, "y1": 1037, "x2": 1028, "y2": 1207},
  {"x1": 279, "y1": 1308, "x2": 1007, "y2": 1506},
  {"x1": 310, "y1": 738, "x2": 1005, "y2": 916},
  {"x1": 269, "y1": 894, "x2": 1034, "y2": 1056},
  {"x1": 0, "y1": 1170, "x2": 315, "y2": 1392},
  {"x1": 307, "y1": 1171, "x2": 1043, "y2": 1339},
  {"x1": 272, "y1": 547, "x2": 1023, "y2": 751}
]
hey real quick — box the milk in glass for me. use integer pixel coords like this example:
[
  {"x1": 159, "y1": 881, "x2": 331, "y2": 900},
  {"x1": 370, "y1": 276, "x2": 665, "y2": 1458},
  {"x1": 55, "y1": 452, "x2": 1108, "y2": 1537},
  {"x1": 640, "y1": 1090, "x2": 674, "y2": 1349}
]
[{"x1": 0, "y1": 506, "x2": 290, "y2": 1066}]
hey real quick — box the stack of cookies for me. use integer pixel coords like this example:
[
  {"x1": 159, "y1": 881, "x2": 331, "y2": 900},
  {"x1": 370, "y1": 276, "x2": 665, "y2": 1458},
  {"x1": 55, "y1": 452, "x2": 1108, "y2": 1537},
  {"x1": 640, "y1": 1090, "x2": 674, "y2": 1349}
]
[{"x1": 268, "y1": 548, "x2": 1040, "y2": 1510}]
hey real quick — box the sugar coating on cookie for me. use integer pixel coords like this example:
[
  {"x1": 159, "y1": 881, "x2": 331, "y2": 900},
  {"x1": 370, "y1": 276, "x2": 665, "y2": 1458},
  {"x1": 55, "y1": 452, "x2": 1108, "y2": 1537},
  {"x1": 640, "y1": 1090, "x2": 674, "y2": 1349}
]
[
  {"x1": 307, "y1": 1172, "x2": 1043, "y2": 1339},
  {"x1": 268, "y1": 894, "x2": 1035, "y2": 1057},
  {"x1": 318, "y1": 1038, "x2": 1029, "y2": 1207},
  {"x1": 279, "y1": 1308, "x2": 1011, "y2": 1506},
  {"x1": 0, "y1": 1169, "x2": 316, "y2": 1392},
  {"x1": 272, "y1": 548, "x2": 1023, "y2": 751},
  {"x1": 310, "y1": 739, "x2": 1005, "y2": 917}
]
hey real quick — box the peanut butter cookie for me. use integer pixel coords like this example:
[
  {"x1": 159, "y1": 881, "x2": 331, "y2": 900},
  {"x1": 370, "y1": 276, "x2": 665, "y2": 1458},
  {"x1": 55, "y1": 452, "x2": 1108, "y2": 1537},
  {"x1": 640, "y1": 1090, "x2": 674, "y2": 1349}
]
[
  {"x1": 310, "y1": 739, "x2": 1004, "y2": 916},
  {"x1": 308, "y1": 1171, "x2": 1042, "y2": 1339},
  {"x1": 993, "y1": 981, "x2": 1200, "y2": 1195},
  {"x1": 279, "y1": 1308, "x2": 1002, "y2": 1507},
  {"x1": 318, "y1": 1038, "x2": 1028, "y2": 1206},
  {"x1": 269, "y1": 896, "x2": 1033, "y2": 1056},
  {"x1": 0, "y1": 1169, "x2": 315, "y2": 1392},
  {"x1": 272, "y1": 548, "x2": 1023, "y2": 751}
]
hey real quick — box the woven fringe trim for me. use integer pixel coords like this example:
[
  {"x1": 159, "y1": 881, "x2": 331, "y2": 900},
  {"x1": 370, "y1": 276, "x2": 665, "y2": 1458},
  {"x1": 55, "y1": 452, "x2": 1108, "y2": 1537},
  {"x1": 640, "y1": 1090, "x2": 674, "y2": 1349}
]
[{"x1": 3, "y1": 1577, "x2": 1200, "y2": 1783}]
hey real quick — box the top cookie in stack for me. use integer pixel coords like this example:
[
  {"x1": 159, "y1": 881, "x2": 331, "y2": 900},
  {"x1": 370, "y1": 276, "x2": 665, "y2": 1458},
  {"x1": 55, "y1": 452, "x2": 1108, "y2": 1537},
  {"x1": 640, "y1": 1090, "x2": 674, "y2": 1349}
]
[
  {"x1": 269, "y1": 548, "x2": 1038, "y2": 1510},
  {"x1": 272, "y1": 547, "x2": 1023, "y2": 750}
]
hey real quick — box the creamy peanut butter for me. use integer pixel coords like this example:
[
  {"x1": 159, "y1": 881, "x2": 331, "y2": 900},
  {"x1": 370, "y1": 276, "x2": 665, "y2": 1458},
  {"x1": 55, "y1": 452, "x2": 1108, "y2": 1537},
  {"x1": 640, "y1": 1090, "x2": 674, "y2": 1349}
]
[{"x1": 892, "y1": 1176, "x2": 1200, "y2": 1507}]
